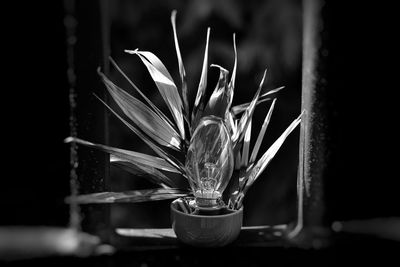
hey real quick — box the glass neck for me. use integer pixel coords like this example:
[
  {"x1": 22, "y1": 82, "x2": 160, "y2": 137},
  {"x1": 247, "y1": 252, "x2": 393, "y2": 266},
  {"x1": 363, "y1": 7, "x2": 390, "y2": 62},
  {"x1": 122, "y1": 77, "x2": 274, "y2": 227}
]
[{"x1": 195, "y1": 197, "x2": 219, "y2": 207}]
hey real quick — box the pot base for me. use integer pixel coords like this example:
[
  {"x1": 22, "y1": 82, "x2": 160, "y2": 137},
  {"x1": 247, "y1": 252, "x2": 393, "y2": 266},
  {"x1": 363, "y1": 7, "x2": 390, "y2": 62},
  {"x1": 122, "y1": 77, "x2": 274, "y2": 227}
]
[{"x1": 170, "y1": 198, "x2": 243, "y2": 247}]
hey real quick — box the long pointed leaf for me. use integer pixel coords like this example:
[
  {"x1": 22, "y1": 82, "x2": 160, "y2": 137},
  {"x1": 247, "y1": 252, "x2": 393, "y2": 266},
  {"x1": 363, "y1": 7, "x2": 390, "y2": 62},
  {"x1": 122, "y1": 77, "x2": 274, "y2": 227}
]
[
  {"x1": 226, "y1": 111, "x2": 237, "y2": 138},
  {"x1": 233, "y1": 69, "x2": 267, "y2": 145},
  {"x1": 261, "y1": 85, "x2": 285, "y2": 97},
  {"x1": 202, "y1": 64, "x2": 231, "y2": 118},
  {"x1": 125, "y1": 49, "x2": 185, "y2": 141},
  {"x1": 171, "y1": 10, "x2": 189, "y2": 122},
  {"x1": 94, "y1": 96, "x2": 187, "y2": 175},
  {"x1": 232, "y1": 98, "x2": 271, "y2": 115},
  {"x1": 108, "y1": 58, "x2": 176, "y2": 130},
  {"x1": 64, "y1": 137, "x2": 180, "y2": 174},
  {"x1": 241, "y1": 118, "x2": 252, "y2": 167},
  {"x1": 234, "y1": 146, "x2": 242, "y2": 170},
  {"x1": 229, "y1": 33, "x2": 237, "y2": 91},
  {"x1": 191, "y1": 28, "x2": 211, "y2": 128},
  {"x1": 249, "y1": 99, "x2": 277, "y2": 164},
  {"x1": 110, "y1": 155, "x2": 177, "y2": 188},
  {"x1": 66, "y1": 188, "x2": 190, "y2": 204},
  {"x1": 231, "y1": 86, "x2": 283, "y2": 115},
  {"x1": 244, "y1": 111, "x2": 303, "y2": 192},
  {"x1": 99, "y1": 71, "x2": 182, "y2": 151}
]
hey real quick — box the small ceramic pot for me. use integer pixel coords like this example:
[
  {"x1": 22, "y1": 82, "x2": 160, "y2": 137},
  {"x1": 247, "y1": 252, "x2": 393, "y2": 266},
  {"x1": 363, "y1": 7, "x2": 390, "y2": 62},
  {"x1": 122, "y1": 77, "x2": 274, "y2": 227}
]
[{"x1": 170, "y1": 199, "x2": 243, "y2": 247}]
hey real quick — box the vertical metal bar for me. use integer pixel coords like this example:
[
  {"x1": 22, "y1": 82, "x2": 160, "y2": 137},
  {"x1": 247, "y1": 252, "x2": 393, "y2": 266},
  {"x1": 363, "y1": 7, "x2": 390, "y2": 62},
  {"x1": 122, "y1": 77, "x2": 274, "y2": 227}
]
[
  {"x1": 100, "y1": 0, "x2": 110, "y2": 147},
  {"x1": 298, "y1": 0, "x2": 327, "y2": 228},
  {"x1": 64, "y1": 0, "x2": 80, "y2": 231},
  {"x1": 65, "y1": 0, "x2": 110, "y2": 241}
]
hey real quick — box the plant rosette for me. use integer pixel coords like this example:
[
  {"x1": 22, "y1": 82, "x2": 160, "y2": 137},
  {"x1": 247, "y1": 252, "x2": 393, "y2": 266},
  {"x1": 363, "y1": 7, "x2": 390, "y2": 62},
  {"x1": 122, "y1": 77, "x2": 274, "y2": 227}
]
[{"x1": 65, "y1": 10, "x2": 302, "y2": 248}]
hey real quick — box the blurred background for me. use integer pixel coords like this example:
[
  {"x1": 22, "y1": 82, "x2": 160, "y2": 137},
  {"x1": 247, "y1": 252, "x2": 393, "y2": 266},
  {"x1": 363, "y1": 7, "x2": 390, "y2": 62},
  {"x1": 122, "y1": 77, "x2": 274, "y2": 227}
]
[{"x1": 1, "y1": 0, "x2": 399, "y2": 262}]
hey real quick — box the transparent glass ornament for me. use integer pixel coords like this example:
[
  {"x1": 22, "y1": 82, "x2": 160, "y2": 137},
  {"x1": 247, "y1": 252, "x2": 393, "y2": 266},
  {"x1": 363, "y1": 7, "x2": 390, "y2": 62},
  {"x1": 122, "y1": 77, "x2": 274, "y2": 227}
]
[{"x1": 185, "y1": 116, "x2": 234, "y2": 207}]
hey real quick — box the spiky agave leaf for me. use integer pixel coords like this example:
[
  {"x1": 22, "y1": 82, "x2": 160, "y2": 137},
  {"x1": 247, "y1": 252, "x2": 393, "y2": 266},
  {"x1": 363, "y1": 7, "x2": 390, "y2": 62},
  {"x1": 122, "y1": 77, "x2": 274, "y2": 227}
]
[
  {"x1": 66, "y1": 188, "x2": 190, "y2": 204},
  {"x1": 125, "y1": 49, "x2": 186, "y2": 141},
  {"x1": 98, "y1": 71, "x2": 182, "y2": 151},
  {"x1": 191, "y1": 28, "x2": 211, "y2": 129},
  {"x1": 171, "y1": 10, "x2": 189, "y2": 123}
]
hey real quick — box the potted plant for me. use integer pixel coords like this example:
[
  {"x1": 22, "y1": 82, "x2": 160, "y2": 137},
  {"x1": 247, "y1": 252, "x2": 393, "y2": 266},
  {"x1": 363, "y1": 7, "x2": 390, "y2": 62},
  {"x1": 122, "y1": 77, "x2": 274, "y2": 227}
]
[{"x1": 66, "y1": 10, "x2": 302, "y2": 247}]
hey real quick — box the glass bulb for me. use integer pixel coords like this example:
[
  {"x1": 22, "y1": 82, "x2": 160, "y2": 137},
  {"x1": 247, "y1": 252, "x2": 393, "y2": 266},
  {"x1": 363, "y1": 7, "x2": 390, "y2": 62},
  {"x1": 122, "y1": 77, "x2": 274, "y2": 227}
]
[{"x1": 185, "y1": 116, "x2": 234, "y2": 207}]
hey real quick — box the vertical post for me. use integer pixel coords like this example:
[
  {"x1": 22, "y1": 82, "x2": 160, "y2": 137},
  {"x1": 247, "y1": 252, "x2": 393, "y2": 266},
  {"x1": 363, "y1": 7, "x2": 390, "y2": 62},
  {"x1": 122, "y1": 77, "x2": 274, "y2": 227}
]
[
  {"x1": 64, "y1": 0, "x2": 110, "y2": 241},
  {"x1": 298, "y1": 0, "x2": 327, "y2": 229},
  {"x1": 64, "y1": 0, "x2": 80, "y2": 230}
]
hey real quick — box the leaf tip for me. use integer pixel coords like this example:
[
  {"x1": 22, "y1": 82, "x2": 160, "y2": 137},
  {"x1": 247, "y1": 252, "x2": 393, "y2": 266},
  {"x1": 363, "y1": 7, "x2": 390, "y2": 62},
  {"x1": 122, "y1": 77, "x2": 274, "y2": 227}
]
[
  {"x1": 210, "y1": 64, "x2": 228, "y2": 73},
  {"x1": 263, "y1": 68, "x2": 268, "y2": 77},
  {"x1": 300, "y1": 109, "x2": 306, "y2": 119},
  {"x1": 92, "y1": 93, "x2": 102, "y2": 102},
  {"x1": 258, "y1": 68, "x2": 268, "y2": 88},
  {"x1": 108, "y1": 56, "x2": 117, "y2": 65},
  {"x1": 124, "y1": 48, "x2": 139, "y2": 55},
  {"x1": 97, "y1": 68, "x2": 108, "y2": 83},
  {"x1": 64, "y1": 136, "x2": 75, "y2": 143},
  {"x1": 171, "y1": 10, "x2": 177, "y2": 20}
]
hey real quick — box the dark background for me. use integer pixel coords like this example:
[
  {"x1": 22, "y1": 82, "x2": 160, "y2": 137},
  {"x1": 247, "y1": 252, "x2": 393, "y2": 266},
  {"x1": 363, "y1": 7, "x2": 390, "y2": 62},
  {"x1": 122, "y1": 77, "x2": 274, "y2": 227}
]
[
  {"x1": 1, "y1": 0, "x2": 399, "y2": 233},
  {"x1": 1, "y1": 1, "x2": 70, "y2": 226}
]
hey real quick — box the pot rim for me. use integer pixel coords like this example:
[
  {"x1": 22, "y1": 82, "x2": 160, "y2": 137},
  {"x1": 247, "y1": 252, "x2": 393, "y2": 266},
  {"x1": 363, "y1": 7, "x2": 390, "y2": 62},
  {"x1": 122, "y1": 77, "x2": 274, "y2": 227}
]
[{"x1": 171, "y1": 199, "x2": 243, "y2": 219}]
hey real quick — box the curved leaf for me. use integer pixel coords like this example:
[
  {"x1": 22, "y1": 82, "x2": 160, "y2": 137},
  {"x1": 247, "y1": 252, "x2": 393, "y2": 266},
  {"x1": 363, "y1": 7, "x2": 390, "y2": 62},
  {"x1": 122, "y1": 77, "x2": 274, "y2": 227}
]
[
  {"x1": 231, "y1": 86, "x2": 283, "y2": 115},
  {"x1": 94, "y1": 96, "x2": 187, "y2": 175},
  {"x1": 244, "y1": 111, "x2": 303, "y2": 192},
  {"x1": 226, "y1": 111, "x2": 238, "y2": 138},
  {"x1": 64, "y1": 137, "x2": 180, "y2": 174},
  {"x1": 171, "y1": 10, "x2": 189, "y2": 122},
  {"x1": 111, "y1": 155, "x2": 177, "y2": 188},
  {"x1": 191, "y1": 27, "x2": 211, "y2": 129},
  {"x1": 249, "y1": 99, "x2": 277, "y2": 165},
  {"x1": 99, "y1": 71, "x2": 182, "y2": 151},
  {"x1": 228, "y1": 33, "x2": 237, "y2": 93},
  {"x1": 241, "y1": 118, "x2": 252, "y2": 168},
  {"x1": 233, "y1": 69, "x2": 268, "y2": 145},
  {"x1": 232, "y1": 98, "x2": 271, "y2": 115},
  {"x1": 108, "y1": 58, "x2": 176, "y2": 130},
  {"x1": 202, "y1": 64, "x2": 231, "y2": 118},
  {"x1": 125, "y1": 49, "x2": 185, "y2": 141}
]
